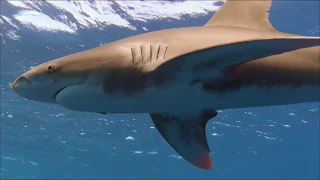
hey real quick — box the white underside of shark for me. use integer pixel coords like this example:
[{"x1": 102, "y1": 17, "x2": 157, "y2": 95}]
[{"x1": 56, "y1": 82, "x2": 318, "y2": 113}]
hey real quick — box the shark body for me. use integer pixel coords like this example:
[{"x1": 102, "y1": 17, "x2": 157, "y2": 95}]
[{"x1": 12, "y1": 0, "x2": 320, "y2": 169}]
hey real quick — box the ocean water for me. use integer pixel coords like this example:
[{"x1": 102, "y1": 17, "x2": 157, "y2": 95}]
[{"x1": 1, "y1": 1, "x2": 319, "y2": 179}]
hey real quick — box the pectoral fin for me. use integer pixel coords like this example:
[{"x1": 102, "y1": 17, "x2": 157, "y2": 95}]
[{"x1": 150, "y1": 110, "x2": 218, "y2": 169}]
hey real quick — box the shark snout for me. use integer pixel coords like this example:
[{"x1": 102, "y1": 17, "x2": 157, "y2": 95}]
[
  {"x1": 12, "y1": 76, "x2": 32, "y2": 92},
  {"x1": 12, "y1": 69, "x2": 85, "y2": 104},
  {"x1": 11, "y1": 74, "x2": 57, "y2": 103}
]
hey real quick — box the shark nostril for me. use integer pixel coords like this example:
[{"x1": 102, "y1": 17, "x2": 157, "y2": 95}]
[
  {"x1": 18, "y1": 76, "x2": 31, "y2": 85},
  {"x1": 13, "y1": 76, "x2": 31, "y2": 90},
  {"x1": 12, "y1": 76, "x2": 31, "y2": 91}
]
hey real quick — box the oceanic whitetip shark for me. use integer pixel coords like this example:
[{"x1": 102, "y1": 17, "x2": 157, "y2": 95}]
[{"x1": 12, "y1": 0, "x2": 319, "y2": 169}]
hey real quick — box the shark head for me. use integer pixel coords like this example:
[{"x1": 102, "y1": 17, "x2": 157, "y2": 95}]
[
  {"x1": 12, "y1": 58, "x2": 89, "y2": 104},
  {"x1": 12, "y1": 44, "x2": 133, "y2": 105}
]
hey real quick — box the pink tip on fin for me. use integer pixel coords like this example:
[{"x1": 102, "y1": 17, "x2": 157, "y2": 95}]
[{"x1": 192, "y1": 153, "x2": 213, "y2": 169}]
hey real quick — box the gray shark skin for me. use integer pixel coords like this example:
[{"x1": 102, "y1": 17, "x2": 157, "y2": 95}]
[{"x1": 12, "y1": 0, "x2": 320, "y2": 169}]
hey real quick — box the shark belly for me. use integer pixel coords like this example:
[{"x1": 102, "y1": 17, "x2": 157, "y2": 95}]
[
  {"x1": 55, "y1": 75, "x2": 319, "y2": 113},
  {"x1": 54, "y1": 82, "x2": 201, "y2": 113},
  {"x1": 147, "y1": 80, "x2": 320, "y2": 111},
  {"x1": 199, "y1": 84, "x2": 320, "y2": 110}
]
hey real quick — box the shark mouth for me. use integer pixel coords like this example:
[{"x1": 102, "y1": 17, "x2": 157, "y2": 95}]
[{"x1": 54, "y1": 86, "x2": 68, "y2": 100}]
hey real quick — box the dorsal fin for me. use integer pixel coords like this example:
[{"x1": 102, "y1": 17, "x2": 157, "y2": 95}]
[{"x1": 205, "y1": 0, "x2": 277, "y2": 31}]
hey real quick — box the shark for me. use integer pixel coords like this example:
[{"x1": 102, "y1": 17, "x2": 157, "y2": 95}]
[{"x1": 12, "y1": 0, "x2": 319, "y2": 169}]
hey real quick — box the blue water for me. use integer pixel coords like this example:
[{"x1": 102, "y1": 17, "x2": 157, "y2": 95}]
[{"x1": 1, "y1": 1, "x2": 319, "y2": 179}]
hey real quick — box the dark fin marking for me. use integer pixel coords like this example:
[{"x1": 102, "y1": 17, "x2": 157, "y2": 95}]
[{"x1": 150, "y1": 110, "x2": 218, "y2": 169}]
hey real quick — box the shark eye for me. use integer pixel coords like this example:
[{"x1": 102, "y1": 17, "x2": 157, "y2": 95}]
[{"x1": 46, "y1": 65, "x2": 56, "y2": 73}]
